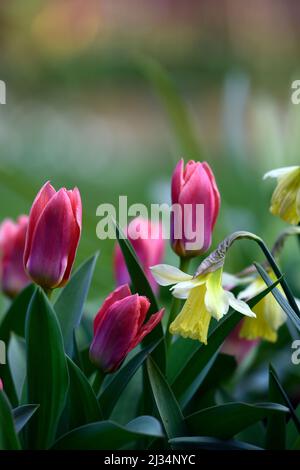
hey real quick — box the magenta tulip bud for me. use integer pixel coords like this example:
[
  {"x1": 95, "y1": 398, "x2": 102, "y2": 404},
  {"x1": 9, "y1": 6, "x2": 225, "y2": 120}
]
[
  {"x1": 24, "y1": 181, "x2": 82, "y2": 290},
  {"x1": 0, "y1": 378, "x2": 3, "y2": 391},
  {"x1": 221, "y1": 323, "x2": 259, "y2": 364},
  {"x1": 0, "y1": 216, "x2": 31, "y2": 298},
  {"x1": 171, "y1": 158, "x2": 220, "y2": 258},
  {"x1": 114, "y1": 217, "x2": 165, "y2": 294},
  {"x1": 90, "y1": 285, "x2": 164, "y2": 373}
]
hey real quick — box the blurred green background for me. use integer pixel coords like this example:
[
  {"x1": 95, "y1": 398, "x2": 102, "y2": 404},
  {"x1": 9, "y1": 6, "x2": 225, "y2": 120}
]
[{"x1": 0, "y1": 0, "x2": 300, "y2": 303}]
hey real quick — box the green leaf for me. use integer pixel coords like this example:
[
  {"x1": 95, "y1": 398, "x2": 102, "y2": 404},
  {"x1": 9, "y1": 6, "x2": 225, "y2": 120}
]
[
  {"x1": 100, "y1": 340, "x2": 160, "y2": 418},
  {"x1": 8, "y1": 334, "x2": 26, "y2": 402},
  {"x1": 186, "y1": 402, "x2": 288, "y2": 439},
  {"x1": 66, "y1": 356, "x2": 102, "y2": 429},
  {"x1": 268, "y1": 365, "x2": 300, "y2": 434},
  {"x1": 13, "y1": 404, "x2": 39, "y2": 433},
  {"x1": 172, "y1": 279, "x2": 282, "y2": 407},
  {"x1": 52, "y1": 417, "x2": 164, "y2": 450},
  {"x1": 25, "y1": 289, "x2": 69, "y2": 449},
  {"x1": 169, "y1": 436, "x2": 263, "y2": 450},
  {"x1": 0, "y1": 391, "x2": 21, "y2": 449},
  {"x1": 55, "y1": 253, "x2": 99, "y2": 356},
  {"x1": 255, "y1": 262, "x2": 300, "y2": 333},
  {"x1": 266, "y1": 365, "x2": 286, "y2": 450},
  {"x1": 138, "y1": 56, "x2": 201, "y2": 160},
  {"x1": 0, "y1": 285, "x2": 35, "y2": 405},
  {"x1": 146, "y1": 357, "x2": 186, "y2": 439},
  {"x1": 115, "y1": 221, "x2": 165, "y2": 371}
]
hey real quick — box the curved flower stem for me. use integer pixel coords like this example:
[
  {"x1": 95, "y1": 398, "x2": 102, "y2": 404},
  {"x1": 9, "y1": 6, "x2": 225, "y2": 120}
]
[
  {"x1": 166, "y1": 256, "x2": 191, "y2": 349},
  {"x1": 43, "y1": 287, "x2": 53, "y2": 300},
  {"x1": 255, "y1": 237, "x2": 300, "y2": 316}
]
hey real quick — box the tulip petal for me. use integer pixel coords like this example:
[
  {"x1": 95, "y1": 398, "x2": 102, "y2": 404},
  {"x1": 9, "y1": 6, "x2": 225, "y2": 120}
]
[
  {"x1": 90, "y1": 295, "x2": 140, "y2": 372},
  {"x1": 58, "y1": 188, "x2": 82, "y2": 286},
  {"x1": 202, "y1": 161, "x2": 221, "y2": 229},
  {"x1": 24, "y1": 181, "x2": 56, "y2": 265},
  {"x1": 150, "y1": 264, "x2": 193, "y2": 286},
  {"x1": 171, "y1": 158, "x2": 184, "y2": 203},
  {"x1": 25, "y1": 189, "x2": 74, "y2": 288},
  {"x1": 94, "y1": 284, "x2": 131, "y2": 334},
  {"x1": 136, "y1": 296, "x2": 150, "y2": 330},
  {"x1": 129, "y1": 308, "x2": 164, "y2": 351}
]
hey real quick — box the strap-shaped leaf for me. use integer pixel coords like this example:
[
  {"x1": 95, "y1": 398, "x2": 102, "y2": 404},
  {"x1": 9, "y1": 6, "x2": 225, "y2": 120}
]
[
  {"x1": 13, "y1": 404, "x2": 39, "y2": 433},
  {"x1": 0, "y1": 391, "x2": 21, "y2": 449},
  {"x1": 25, "y1": 289, "x2": 69, "y2": 449},
  {"x1": 147, "y1": 357, "x2": 186, "y2": 439},
  {"x1": 115, "y1": 221, "x2": 165, "y2": 371},
  {"x1": 99, "y1": 340, "x2": 160, "y2": 418},
  {"x1": 55, "y1": 253, "x2": 99, "y2": 356},
  {"x1": 169, "y1": 436, "x2": 263, "y2": 450},
  {"x1": 8, "y1": 334, "x2": 26, "y2": 403},
  {"x1": 266, "y1": 365, "x2": 286, "y2": 450},
  {"x1": 186, "y1": 402, "x2": 288, "y2": 439}
]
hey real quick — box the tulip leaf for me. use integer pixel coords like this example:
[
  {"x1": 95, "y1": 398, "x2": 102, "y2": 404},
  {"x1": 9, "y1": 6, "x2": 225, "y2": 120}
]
[
  {"x1": 171, "y1": 278, "x2": 283, "y2": 407},
  {"x1": 185, "y1": 402, "x2": 288, "y2": 440},
  {"x1": 25, "y1": 289, "x2": 69, "y2": 449},
  {"x1": 0, "y1": 391, "x2": 21, "y2": 450},
  {"x1": 266, "y1": 365, "x2": 286, "y2": 450},
  {"x1": 115, "y1": 221, "x2": 166, "y2": 371},
  {"x1": 55, "y1": 253, "x2": 99, "y2": 356},
  {"x1": 254, "y1": 262, "x2": 300, "y2": 333},
  {"x1": 13, "y1": 404, "x2": 39, "y2": 433},
  {"x1": 169, "y1": 436, "x2": 263, "y2": 450},
  {"x1": 8, "y1": 334, "x2": 26, "y2": 403},
  {"x1": 146, "y1": 357, "x2": 187, "y2": 439},
  {"x1": 52, "y1": 416, "x2": 164, "y2": 450},
  {"x1": 65, "y1": 356, "x2": 102, "y2": 430},
  {"x1": 0, "y1": 285, "x2": 35, "y2": 406},
  {"x1": 99, "y1": 340, "x2": 160, "y2": 418}
]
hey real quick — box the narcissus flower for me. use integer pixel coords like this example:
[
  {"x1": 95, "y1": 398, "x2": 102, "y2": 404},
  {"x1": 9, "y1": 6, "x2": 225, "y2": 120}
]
[
  {"x1": 89, "y1": 285, "x2": 164, "y2": 373},
  {"x1": 114, "y1": 217, "x2": 165, "y2": 294},
  {"x1": 237, "y1": 271, "x2": 287, "y2": 342},
  {"x1": 0, "y1": 216, "x2": 30, "y2": 298},
  {"x1": 24, "y1": 181, "x2": 82, "y2": 290},
  {"x1": 171, "y1": 159, "x2": 220, "y2": 258},
  {"x1": 150, "y1": 264, "x2": 255, "y2": 344},
  {"x1": 264, "y1": 166, "x2": 300, "y2": 224}
]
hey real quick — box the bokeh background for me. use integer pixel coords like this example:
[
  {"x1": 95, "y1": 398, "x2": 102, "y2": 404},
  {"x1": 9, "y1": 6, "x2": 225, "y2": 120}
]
[{"x1": 0, "y1": 0, "x2": 300, "y2": 299}]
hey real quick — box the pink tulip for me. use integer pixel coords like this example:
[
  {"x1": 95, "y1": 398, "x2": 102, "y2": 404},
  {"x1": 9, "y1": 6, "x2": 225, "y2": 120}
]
[
  {"x1": 171, "y1": 159, "x2": 220, "y2": 257},
  {"x1": 0, "y1": 216, "x2": 30, "y2": 298},
  {"x1": 221, "y1": 323, "x2": 259, "y2": 364},
  {"x1": 90, "y1": 284, "x2": 164, "y2": 373},
  {"x1": 114, "y1": 217, "x2": 165, "y2": 294},
  {"x1": 24, "y1": 181, "x2": 82, "y2": 290},
  {"x1": 0, "y1": 378, "x2": 3, "y2": 390}
]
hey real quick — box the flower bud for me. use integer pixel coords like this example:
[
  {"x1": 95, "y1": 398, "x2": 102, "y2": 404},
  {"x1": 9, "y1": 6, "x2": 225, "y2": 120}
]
[
  {"x1": 90, "y1": 285, "x2": 164, "y2": 373},
  {"x1": 24, "y1": 181, "x2": 82, "y2": 290}
]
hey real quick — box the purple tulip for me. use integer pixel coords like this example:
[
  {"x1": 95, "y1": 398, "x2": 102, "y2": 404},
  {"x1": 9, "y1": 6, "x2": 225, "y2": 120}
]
[
  {"x1": 24, "y1": 181, "x2": 82, "y2": 290},
  {"x1": 90, "y1": 284, "x2": 164, "y2": 373},
  {"x1": 0, "y1": 216, "x2": 30, "y2": 298}
]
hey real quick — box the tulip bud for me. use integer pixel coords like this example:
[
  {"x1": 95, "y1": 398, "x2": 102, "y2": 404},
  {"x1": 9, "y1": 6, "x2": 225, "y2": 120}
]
[
  {"x1": 171, "y1": 159, "x2": 220, "y2": 257},
  {"x1": 24, "y1": 181, "x2": 82, "y2": 290},
  {"x1": 0, "y1": 216, "x2": 30, "y2": 298},
  {"x1": 0, "y1": 378, "x2": 3, "y2": 390},
  {"x1": 114, "y1": 218, "x2": 165, "y2": 294},
  {"x1": 89, "y1": 285, "x2": 164, "y2": 373}
]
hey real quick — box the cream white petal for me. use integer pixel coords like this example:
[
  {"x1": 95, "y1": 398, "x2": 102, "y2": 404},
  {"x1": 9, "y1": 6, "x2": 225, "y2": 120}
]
[
  {"x1": 237, "y1": 280, "x2": 263, "y2": 300},
  {"x1": 171, "y1": 278, "x2": 205, "y2": 299},
  {"x1": 150, "y1": 264, "x2": 193, "y2": 286},
  {"x1": 226, "y1": 291, "x2": 256, "y2": 317},
  {"x1": 222, "y1": 272, "x2": 255, "y2": 290},
  {"x1": 263, "y1": 166, "x2": 299, "y2": 180}
]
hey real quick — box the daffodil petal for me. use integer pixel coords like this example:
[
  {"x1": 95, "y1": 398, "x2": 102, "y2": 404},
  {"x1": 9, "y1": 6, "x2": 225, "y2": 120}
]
[
  {"x1": 222, "y1": 272, "x2": 255, "y2": 290},
  {"x1": 150, "y1": 264, "x2": 193, "y2": 286},
  {"x1": 263, "y1": 166, "x2": 299, "y2": 180},
  {"x1": 204, "y1": 270, "x2": 229, "y2": 320},
  {"x1": 237, "y1": 278, "x2": 264, "y2": 300},
  {"x1": 226, "y1": 291, "x2": 256, "y2": 317},
  {"x1": 171, "y1": 278, "x2": 205, "y2": 299},
  {"x1": 269, "y1": 167, "x2": 300, "y2": 224}
]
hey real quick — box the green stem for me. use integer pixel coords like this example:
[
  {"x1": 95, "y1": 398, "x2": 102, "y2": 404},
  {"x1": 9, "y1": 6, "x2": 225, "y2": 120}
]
[
  {"x1": 165, "y1": 256, "x2": 191, "y2": 349},
  {"x1": 43, "y1": 287, "x2": 53, "y2": 299},
  {"x1": 256, "y1": 238, "x2": 300, "y2": 316}
]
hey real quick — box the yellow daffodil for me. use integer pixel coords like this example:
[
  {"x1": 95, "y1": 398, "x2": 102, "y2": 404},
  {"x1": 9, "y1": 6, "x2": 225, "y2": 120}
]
[
  {"x1": 150, "y1": 264, "x2": 255, "y2": 344},
  {"x1": 237, "y1": 271, "x2": 287, "y2": 342},
  {"x1": 264, "y1": 166, "x2": 300, "y2": 224}
]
